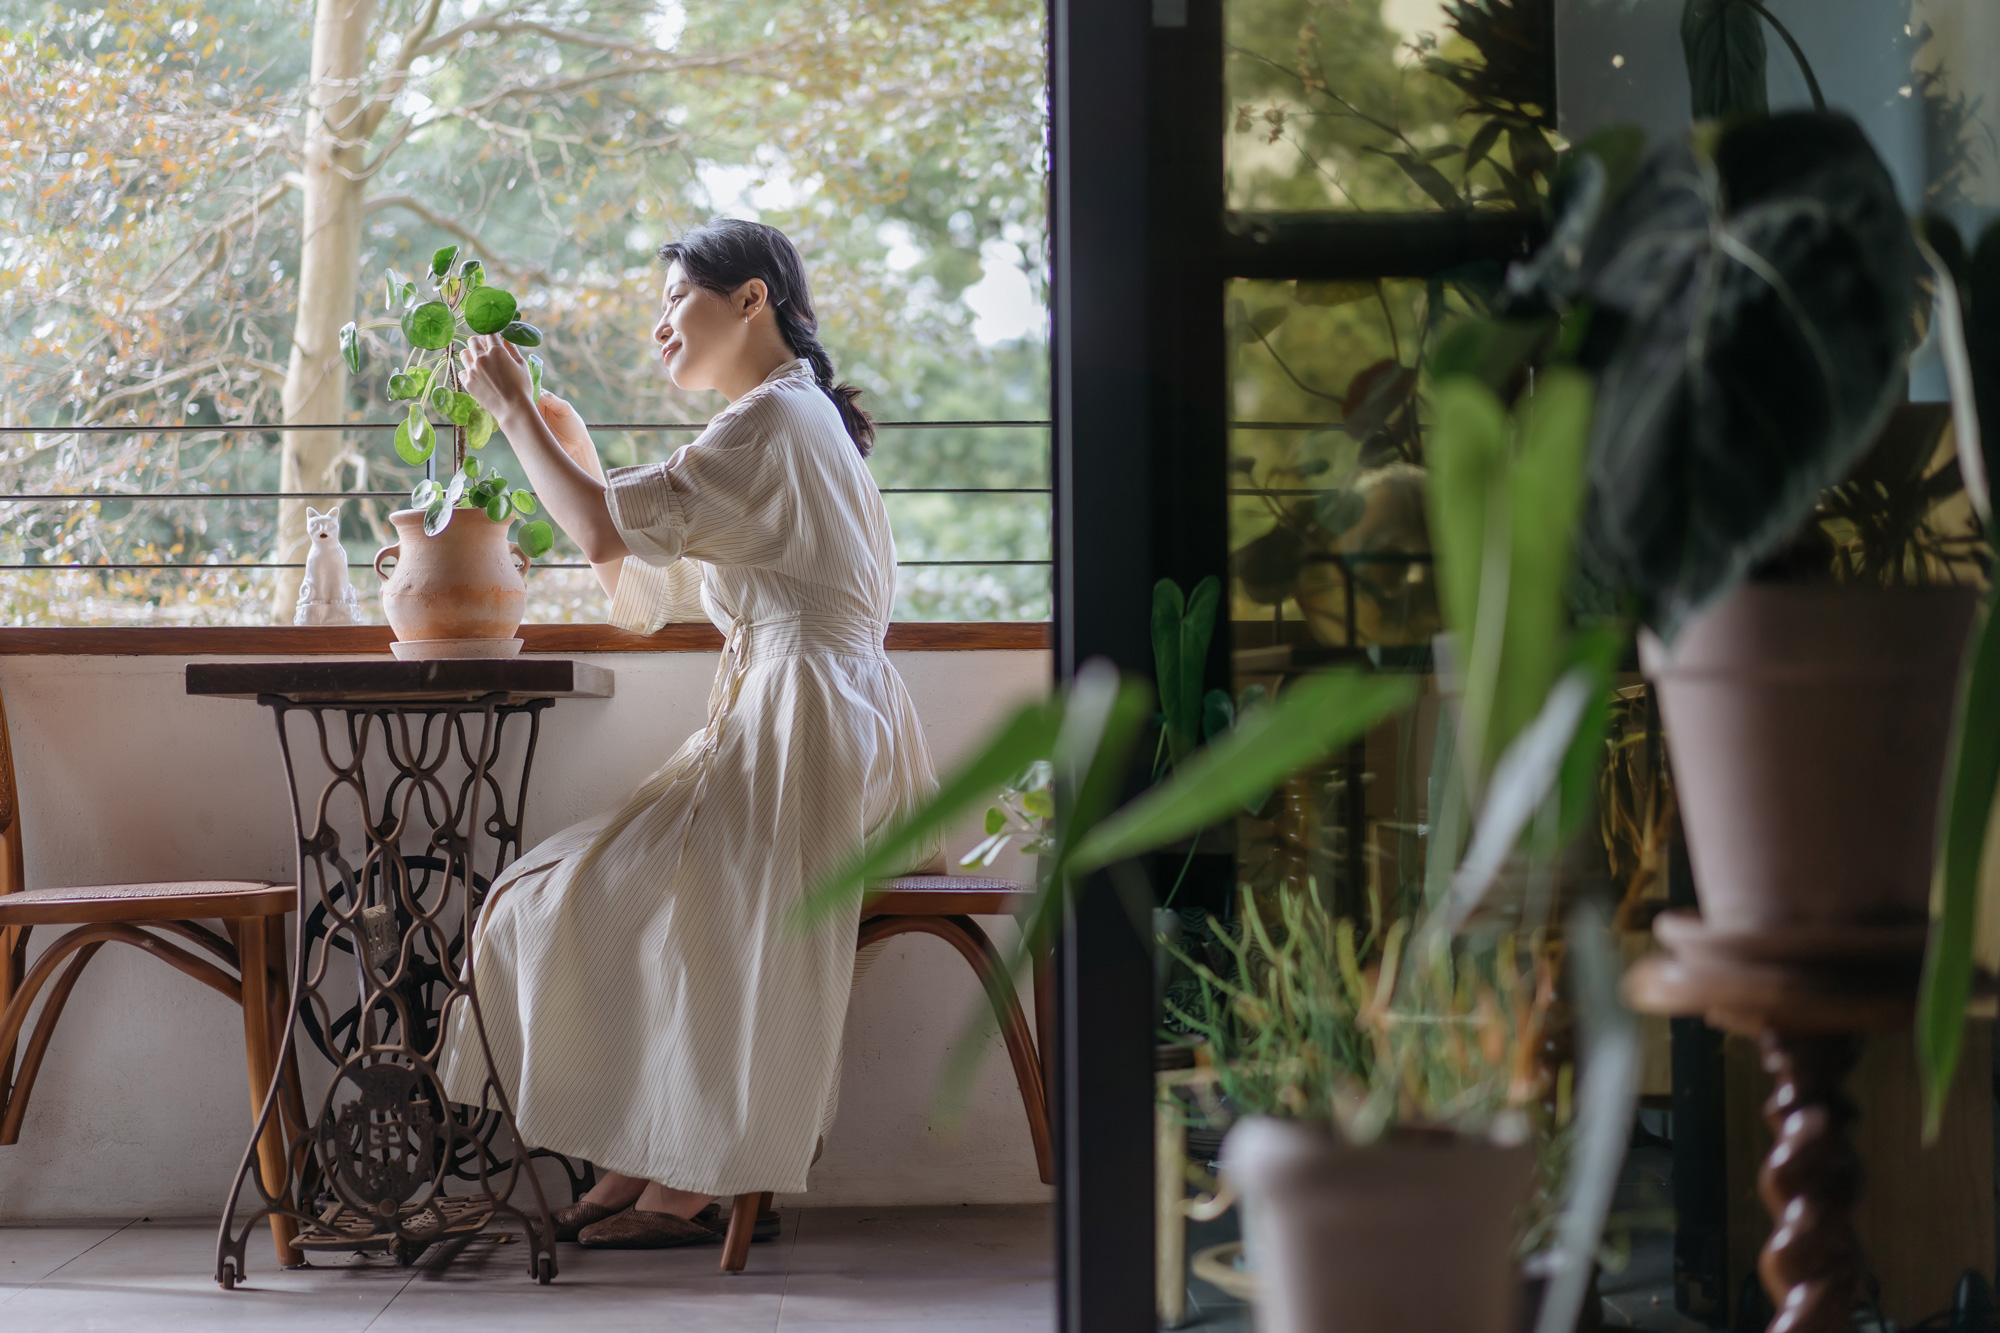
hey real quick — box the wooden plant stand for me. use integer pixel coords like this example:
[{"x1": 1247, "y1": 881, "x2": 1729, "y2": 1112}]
[{"x1": 1624, "y1": 909, "x2": 1934, "y2": 1333}]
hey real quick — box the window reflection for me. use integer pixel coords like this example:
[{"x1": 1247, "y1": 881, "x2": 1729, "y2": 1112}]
[{"x1": 1225, "y1": 0, "x2": 1557, "y2": 213}]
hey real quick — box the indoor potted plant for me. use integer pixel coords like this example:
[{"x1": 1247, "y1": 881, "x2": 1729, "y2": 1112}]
[
  {"x1": 339, "y1": 245, "x2": 558, "y2": 658},
  {"x1": 1168, "y1": 887, "x2": 1549, "y2": 1333},
  {"x1": 1511, "y1": 106, "x2": 2000, "y2": 1130}
]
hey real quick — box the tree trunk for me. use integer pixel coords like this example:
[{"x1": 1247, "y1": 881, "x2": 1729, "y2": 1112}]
[{"x1": 271, "y1": 0, "x2": 375, "y2": 620}]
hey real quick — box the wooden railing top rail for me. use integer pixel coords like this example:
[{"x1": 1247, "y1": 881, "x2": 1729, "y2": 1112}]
[{"x1": 0, "y1": 623, "x2": 1050, "y2": 656}]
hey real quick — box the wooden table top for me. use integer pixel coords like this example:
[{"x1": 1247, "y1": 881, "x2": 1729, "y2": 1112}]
[{"x1": 185, "y1": 658, "x2": 616, "y2": 704}]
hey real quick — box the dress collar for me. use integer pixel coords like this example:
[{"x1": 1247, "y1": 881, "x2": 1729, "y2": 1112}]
[{"x1": 760, "y1": 357, "x2": 812, "y2": 387}]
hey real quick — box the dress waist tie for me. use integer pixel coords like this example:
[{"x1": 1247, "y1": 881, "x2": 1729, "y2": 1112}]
[{"x1": 571, "y1": 613, "x2": 888, "y2": 878}]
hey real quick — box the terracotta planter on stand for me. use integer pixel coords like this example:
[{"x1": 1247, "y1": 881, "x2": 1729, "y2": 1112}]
[
  {"x1": 1221, "y1": 1116, "x2": 1533, "y2": 1333},
  {"x1": 1625, "y1": 582, "x2": 1980, "y2": 1333},
  {"x1": 373, "y1": 509, "x2": 531, "y2": 659},
  {"x1": 1639, "y1": 583, "x2": 1977, "y2": 941}
]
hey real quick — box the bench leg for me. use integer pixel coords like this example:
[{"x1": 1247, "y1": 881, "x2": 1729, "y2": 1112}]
[
  {"x1": 230, "y1": 917, "x2": 297, "y2": 1264},
  {"x1": 0, "y1": 940, "x2": 100, "y2": 1144},
  {"x1": 719, "y1": 1191, "x2": 769, "y2": 1273},
  {"x1": 857, "y1": 914, "x2": 1054, "y2": 1185}
]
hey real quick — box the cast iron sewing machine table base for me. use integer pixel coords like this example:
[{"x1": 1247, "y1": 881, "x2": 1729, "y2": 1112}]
[{"x1": 188, "y1": 659, "x2": 613, "y2": 1289}]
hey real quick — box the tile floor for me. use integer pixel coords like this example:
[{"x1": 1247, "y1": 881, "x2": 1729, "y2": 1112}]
[{"x1": 0, "y1": 1204, "x2": 1054, "y2": 1332}]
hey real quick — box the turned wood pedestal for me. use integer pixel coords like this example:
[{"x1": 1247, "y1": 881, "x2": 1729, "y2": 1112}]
[{"x1": 1624, "y1": 909, "x2": 1934, "y2": 1333}]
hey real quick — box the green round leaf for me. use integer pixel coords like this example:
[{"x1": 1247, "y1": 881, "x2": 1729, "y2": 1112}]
[
  {"x1": 510, "y1": 489, "x2": 537, "y2": 515},
  {"x1": 431, "y1": 244, "x2": 459, "y2": 277},
  {"x1": 393, "y1": 415, "x2": 435, "y2": 466},
  {"x1": 423, "y1": 501, "x2": 452, "y2": 536},
  {"x1": 464, "y1": 400, "x2": 496, "y2": 450},
  {"x1": 462, "y1": 260, "x2": 485, "y2": 289},
  {"x1": 463, "y1": 287, "x2": 518, "y2": 336},
  {"x1": 429, "y1": 383, "x2": 454, "y2": 414},
  {"x1": 411, "y1": 478, "x2": 440, "y2": 508},
  {"x1": 518, "y1": 520, "x2": 554, "y2": 559},
  {"x1": 402, "y1": 301, "x2": 454, "y2": 350},
  {"x1": 463, "y1": 457, "x2": 480, "y2": 479},
  {"x1": 443, "y1": 469, "x2": 467, "y2": 509},
  {"x1": 338, "y1": 321, "x2": 360, "y2": 375},
  {"x1": 486, "y1": 494, "x2": 509, "y2": 523},
  {"x1": 387, "y1": 372, "x2": 418, "y2": 401},
  {"x1": 500, "y1": 320, "x2": 542, "y2": 347}
]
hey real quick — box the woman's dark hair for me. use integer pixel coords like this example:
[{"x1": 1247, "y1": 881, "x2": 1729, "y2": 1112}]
[{"x1": 656, "y1": 219, "x2": 874, "y2": 456}]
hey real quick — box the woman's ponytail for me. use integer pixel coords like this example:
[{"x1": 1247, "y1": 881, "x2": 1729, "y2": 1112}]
[{"x1": 657, "y1": 219, "x2": 876, "y2": 458}]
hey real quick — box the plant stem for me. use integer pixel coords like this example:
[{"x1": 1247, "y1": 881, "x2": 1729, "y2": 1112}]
[
  {"x1": 1163, "y1": 829, "x2": 1203, "y2": 909},
  {"x1": 1742, "y1": 0, "x2": 1826, "y2": 113}
]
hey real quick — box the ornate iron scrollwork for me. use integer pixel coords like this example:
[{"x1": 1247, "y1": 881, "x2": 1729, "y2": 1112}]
[
  {"x1": 216, "y1": 695, "x2": 575, "y2": 1291},
  {"x1": 319, "y1": 1061, "x2": 439, "y2": 1213}
]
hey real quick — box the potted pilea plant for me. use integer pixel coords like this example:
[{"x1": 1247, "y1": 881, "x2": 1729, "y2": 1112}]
[{"x1": 338, "y1": 245, "x2": 558, "y2": 657}]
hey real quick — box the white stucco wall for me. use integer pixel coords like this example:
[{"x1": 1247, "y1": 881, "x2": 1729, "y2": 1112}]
[{"x1": 0, "y1": 647, "x2": 1053, "y2": 1221}]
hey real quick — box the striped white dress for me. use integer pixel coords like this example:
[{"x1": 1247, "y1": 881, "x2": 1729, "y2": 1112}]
[{"x1": 440, "y1": 358, "x2": 940, "y2": 1196}]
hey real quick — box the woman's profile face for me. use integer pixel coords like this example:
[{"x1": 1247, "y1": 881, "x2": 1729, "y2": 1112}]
[{"x1": 654, "y1": 262, "x2": 757, "y2": 393}]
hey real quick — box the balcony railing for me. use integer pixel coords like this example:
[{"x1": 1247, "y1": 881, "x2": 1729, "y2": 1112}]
[{"x1": 0, "y1": 418, "x2": 1057, "y2": 574}]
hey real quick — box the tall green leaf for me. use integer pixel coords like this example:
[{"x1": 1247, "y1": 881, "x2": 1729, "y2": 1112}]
[
  {"x1": 1921, "y1": 581, "x2": 2000, "y2": 1139},
  {"x1": 1492, "y1": 369, "x2": 1594, "y2": 758},
  {"x1": 1152, "y1": 576, "x2": 1222, "y2": 767},
  {"x1": 1152, "y1": 579, "x2": 1188, "y2": 760},
  {"x1": 1681, "y1": 0, "x2": 1767, "y2": 120},
  {"x1": 1426, "y1": 377, "x2": 1509, "y2": 647},
  {"x1": 797, "y1": 696, "x2": 1066, "y2": 928},
  {"x1": 1179, "y1": 576, "x2": 1221, "y2": 753},
  {"x1": 1069, "y1": 670, "x2": 1417, "y2": 875}
]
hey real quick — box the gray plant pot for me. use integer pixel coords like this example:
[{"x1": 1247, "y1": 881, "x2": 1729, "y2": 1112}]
[{"x1": 1221, "y1": 1115, "x2": 1533, "y2": 1333}]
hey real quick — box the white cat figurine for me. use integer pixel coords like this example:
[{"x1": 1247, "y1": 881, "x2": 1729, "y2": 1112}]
[{"x1": 293, "y1": 504, "x2": 366, "y2": 627}]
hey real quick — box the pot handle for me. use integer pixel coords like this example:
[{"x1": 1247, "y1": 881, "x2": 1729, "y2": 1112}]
[
  {"x1": 372, "y1": 543, "x2": 399, "y2": 580},
  {"x1": 509, "y1": 543, "x2": 531, "y2": 574}
]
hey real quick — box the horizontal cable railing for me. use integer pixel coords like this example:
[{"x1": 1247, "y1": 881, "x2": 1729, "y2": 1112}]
[
  {"x1": 0, "y1": 417, "x2": 1063, "y2": 573},
  {"x1": 0, "y1": 417, "x2": 1360, "y2": 572}
]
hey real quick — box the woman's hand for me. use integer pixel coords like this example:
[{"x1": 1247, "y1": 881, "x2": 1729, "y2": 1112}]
[
  {"x1": 538, "y1": 392, "x2": 606, "y2": 483},
  {"x1": 459, "y1": 335, "x2": 537, "y2": 424}
]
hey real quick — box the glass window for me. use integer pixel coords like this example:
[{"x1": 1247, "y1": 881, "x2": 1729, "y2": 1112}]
[
  {"x1": 0, "y1": 1, "x2": 1049, "y2": 627},
  {"x1": 1225, "y1": 0, "x2": 1557, "y2": 213}
]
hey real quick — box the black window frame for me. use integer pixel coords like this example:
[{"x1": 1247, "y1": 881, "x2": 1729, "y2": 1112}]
[{"x1": 1047, "y1": 1, "x2": 1545, "y2": 1323}]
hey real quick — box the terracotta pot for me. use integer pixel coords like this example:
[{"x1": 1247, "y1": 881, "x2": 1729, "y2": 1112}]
[
  {"x1": 1639, "y1": 583, "x2": 1977, "y2": 932},
  {"x1": 1222, "y1": 1116, "x2": 1533, "y2": 1333},
  {"x1": 372, "y1": 509, "x2": 530, "y2": 645}
]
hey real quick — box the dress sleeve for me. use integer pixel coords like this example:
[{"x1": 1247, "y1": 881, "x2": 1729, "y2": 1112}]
[
  {"x1": 602, "y1": 400, "x2": 792, "y2": 569},
  {"x1": 605, "y1": 556, "x2": 705, "y2": 634}
]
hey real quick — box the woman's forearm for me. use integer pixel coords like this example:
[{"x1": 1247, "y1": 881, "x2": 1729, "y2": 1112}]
[{"x1": 492, "y1": 406, "x2": 631, "y2": 566}]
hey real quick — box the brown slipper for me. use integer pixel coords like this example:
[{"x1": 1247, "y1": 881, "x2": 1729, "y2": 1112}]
[
  {"x1": 550, "y1": 1200, "x2": 622, "y2": 1242},
  {"x1": 577, "y1": 1207, "x2": 724, "y2": 1250}
]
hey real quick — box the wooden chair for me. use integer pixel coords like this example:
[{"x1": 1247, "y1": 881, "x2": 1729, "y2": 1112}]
[
  {"x1": 718, "y1": 873, "x2": 1053, "y2": 1273},
  {"x1": 0, "y1": 680, "x2": 301, "y2": 1261}
]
